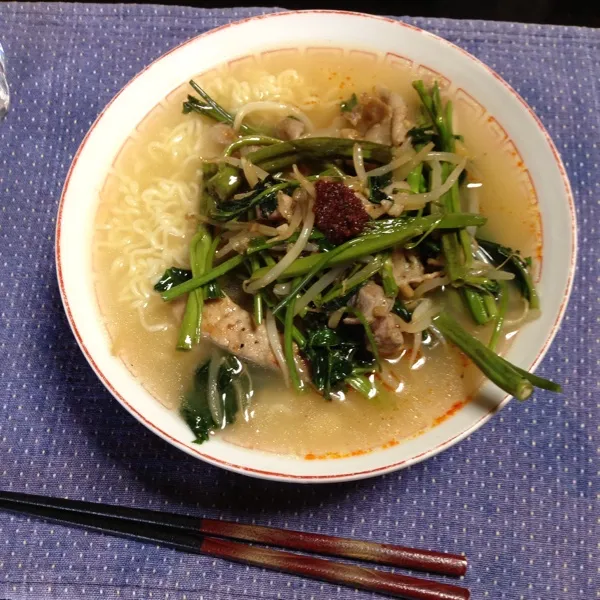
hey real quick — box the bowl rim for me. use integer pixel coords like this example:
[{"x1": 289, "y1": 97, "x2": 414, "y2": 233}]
[{"x1": 55, "y1": 9, "x2": 577, "y2": 483}]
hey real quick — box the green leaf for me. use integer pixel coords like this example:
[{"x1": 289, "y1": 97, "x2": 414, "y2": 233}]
[
  {"x1": 368, "y1": 172, "x2": 392, "y2": 205},
  {"x1": 319, "y1": 287, "x2": 362, "y2": 312},
  {"x1": 180, "y1": 362, "x2": 213, "y2": 443},
  {"x1": 381, "y1": 254, "x2": 399, "y2": 298},
  {"x1": 204, "y1": 281, "x2": 224, "y2": 300},
  {"x1": 329, "y1": 347, "x2": 355, "y2": 382},
  {"x1": 476, "y1": 239, "x2": 540, "y2": 309},
  {"x1": 185, "y1": 81, "x2": 262, "y2": 136},
  {"x1": 257, "y1": 190, "x2": 280, "y2": 219},
  {"x1": 307, "y1": 328, "x2": 341, "y2": 348},
  {"x1": 415, "y1": 238, "x2": 442, "y2": 263},
  {"x1": 345, "y1": 306, "x2": 381, "y2": 371},
  {"x1": 392, "y1": 299, "x2": 412, "y2": 323},
  {"x1": 301, "y1": 316, "x2": 376, "y2": 399},
  {"x1": 346, "y1": 374, "x2": 378, "y2": 399},
  {"x1": 210, "y1": 174, "x2": 292, "y2": 221},
  {"x1": 313, "y1": 229, "x2": 336, "y2": 253},
  {"x1": 408, "y1": 124, "x2": 437, "y2": 146},
  {"x1": 154, "y1": 268, "x2": 192, "y2": 292},
  {"x1": 180, "y1": 354, "x2": 251, "y2": 444},
  {"x1": 340, "y1": 93, "x2": 358, "y2": 113}
]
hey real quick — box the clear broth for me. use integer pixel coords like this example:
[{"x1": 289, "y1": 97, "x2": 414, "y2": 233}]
[{"x1": 93, "y1": 49, "x2": 541, "y2": 458}]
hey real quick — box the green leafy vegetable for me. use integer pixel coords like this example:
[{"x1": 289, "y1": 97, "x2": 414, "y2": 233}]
[
  {"x1": 183, "y1": 80, "x2": 261, "y2": 136},
  {"x1": 161, "y1": 254, "x2": 245, "y2": 301},
  {"x1": 302, "y1": 318, "x2": 375, "y2": 399},
  {"x1": 210, "y1": 174, "x2": 291, "y2": 221},
  {"x1": 247, "y1": 254, "x2": 264, "y2": 325},
  {"x1": 176, "y1": 227, "x2": 212, "y2": 351},
  {"x1": 408, "y1": 125, "x2": 464, "y2": 148},
  {"x1": 415, "y1": 238, "x2": 441, "y2": 263},
  {"x1": 320, "y1": 255, "x2": 387, "y2": 306},
  {"x1": 345, "y1": 306, "x2": 381, "y2": 371},
  {"x1": 346, "y1": 374, "x2": 379, "y2": 399},
  {"x1": 406, "y1": 163, "x2": 425, "y2": 195},
  {"x1": 488, "y1": 281, "x2": 509, "y2": 351},
  {"x1": 181, "y1": 354, "x2": 251, "y2": 444},
  {"x1": 413, "y1": 79, "x2": 494, "y2": 325},
  {"x1": 477, "y1": 239, "x2": 540, "y2": 309},
  {"x1": 461, "y1": 288, "x2": 492, "y2": 326},
  {"x1": 408, "y1": 124, "x2": 438, "y2": 146},
  {"x1": 340, "y1": 93, "x2": 358, "y2": 113},
  {"x1": 154, "y1": 268, "x2": 191, "y2": 292},
  {"x1": 392, "y1": 298, "x2": 412, "y2": 323},
  {"x1": 154, "y1": 245, "x2": 222, "y2": 313},
  {"x1": 203, "y1": 233, "x2": 224, "y2": 300},
  {"x1": 319, "y1": 287, "x2": 362, "y2": 313},
  {"x1": 284, "y1": 277, "x2": 304, "y2": 393},
  {"x1": 254, "y1": 214, "x2": 486, "y2": 285},
  {"x1": 224, "y1": 134, "x2": 281, "y2": 156},
  {"x1": 207, "y1": 137, "x2": 392, "y2": 201},
  {"x1": 368, "y1": 172, "x2": 392, "y2": 204}
]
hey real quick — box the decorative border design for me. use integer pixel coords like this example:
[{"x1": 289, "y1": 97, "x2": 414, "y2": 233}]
[
  {"x1": 454, "y1": 88, "x2": 485, "y2": 119},
  {"x1": 385, "y1": 52, "x2": 414, "y2": 70}
]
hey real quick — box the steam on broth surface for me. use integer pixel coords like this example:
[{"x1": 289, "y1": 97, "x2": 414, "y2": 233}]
[{"x1": 94, "y1": 49, "x2": 546, "y2": 458}]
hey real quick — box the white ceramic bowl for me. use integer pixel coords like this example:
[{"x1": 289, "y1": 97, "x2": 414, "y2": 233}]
[{"x1": 56, "y1": 10, "x2": 576, "y2": 482}]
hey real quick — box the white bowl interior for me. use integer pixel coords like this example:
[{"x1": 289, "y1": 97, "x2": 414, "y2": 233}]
[{"x1": 56, "y1": 11, "x2": 576, "y2": 482}]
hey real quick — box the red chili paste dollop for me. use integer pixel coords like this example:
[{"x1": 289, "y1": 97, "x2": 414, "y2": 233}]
[{"x1": 313, "y1": 180, "x2": 370, "y2": 244}]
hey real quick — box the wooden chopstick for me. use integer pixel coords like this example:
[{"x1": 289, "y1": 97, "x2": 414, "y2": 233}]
[
  {"x1": 0, "y1": 490, "x2": 466, "y2": 577},
  {"x1": 0, "y1": 496, "x2": 469, "y2": 600}
]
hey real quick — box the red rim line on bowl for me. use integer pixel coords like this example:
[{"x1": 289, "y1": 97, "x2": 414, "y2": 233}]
[{"x1": 55, "y1": 10, "x2": 577, "y2": 482}]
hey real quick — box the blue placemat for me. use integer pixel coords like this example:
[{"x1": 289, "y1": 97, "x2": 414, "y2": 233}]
[{"x1": 0, "y1": 4, "x2": 598, "y2": 599}]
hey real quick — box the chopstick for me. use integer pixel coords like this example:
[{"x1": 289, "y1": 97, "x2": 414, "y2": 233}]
[
  {"x1": 0, "y1": 491, "x2": 466, "y2": 576},
  {"x1": 0, "y1": 492, "x2": 470, "y2": 600}
]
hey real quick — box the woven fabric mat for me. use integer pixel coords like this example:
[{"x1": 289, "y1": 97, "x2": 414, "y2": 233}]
[{"x1": 0, "y1": 4, "x2": 598, "y2": 599}]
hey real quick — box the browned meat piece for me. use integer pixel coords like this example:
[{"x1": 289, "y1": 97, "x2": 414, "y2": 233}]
[
  {"x1": 377, "y1": 88, "x2": 409, "y2": 146},
  {"x1": 344, "y1": 282, "x2": 405, "y2": 356},
  {"x1": 349, "y1": 281, "x2": 394, "y2": 323},
  {"x1": 343, "y1": 93, "x2": 390, "y2": 133},
  {"x1": 275, "y1": 117, "x2": 305, "y2": 141},
  {"x1": 360, "y1": 95, "x2": 390, "y2": 130},
  {"x1": 202, "y1": 296, "x2": 309, "y2": 377},
  {"x1": 202, "y1": 296, "x2": 278, "y2": 369},
  {"x1": 371, "y1": 314, "x2": 406, "y2": 356},
  {"x1": 173, "y1": 296, "x2": 308, "y2": 376},
  {"x1": 390, "y1": 106, "x2": 408, "y2": 146},
  {"x1": 391, "y1": 250, "x2": 442, "y2": 298},
  {"x1": 344, "y1": 104, "x2": 362, "y2": 128}
]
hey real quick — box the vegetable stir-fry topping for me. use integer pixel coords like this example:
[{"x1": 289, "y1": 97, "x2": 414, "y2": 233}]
[{"x1": 153, "y1": 79, "x2": 559, "y2": 444}]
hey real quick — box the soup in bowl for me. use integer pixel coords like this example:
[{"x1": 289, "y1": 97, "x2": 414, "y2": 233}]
[{"x1": 57, "y1": 11, "x2": 576, "y2": 481}]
